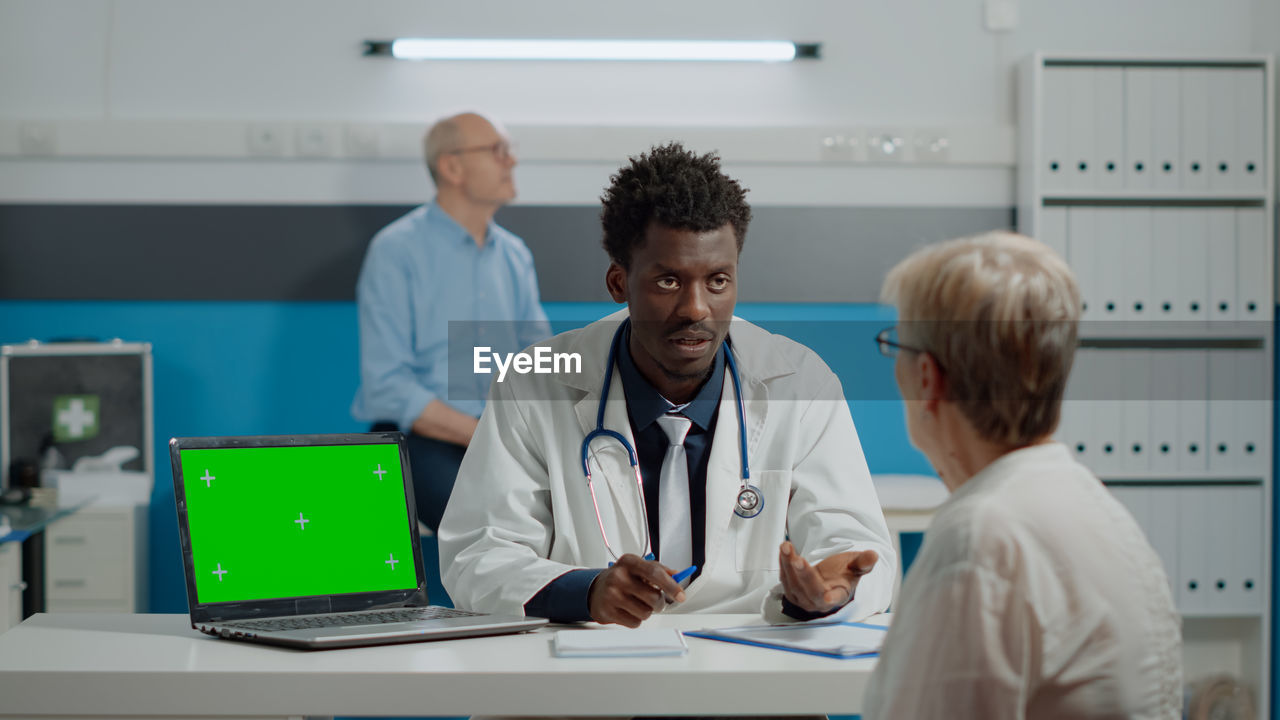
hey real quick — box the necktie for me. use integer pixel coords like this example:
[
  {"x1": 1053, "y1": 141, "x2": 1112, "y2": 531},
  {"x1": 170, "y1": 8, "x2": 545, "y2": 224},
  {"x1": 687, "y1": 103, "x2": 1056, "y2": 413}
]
[{"x1": 655, "y1": 413, "x2": 693, "y2": 575}]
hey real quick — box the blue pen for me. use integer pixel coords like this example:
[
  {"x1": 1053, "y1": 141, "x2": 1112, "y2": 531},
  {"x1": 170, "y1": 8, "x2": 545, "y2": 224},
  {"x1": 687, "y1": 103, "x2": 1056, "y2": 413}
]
[{"x1": 608, "y1": 553, "x2": 697, "y2": 586}]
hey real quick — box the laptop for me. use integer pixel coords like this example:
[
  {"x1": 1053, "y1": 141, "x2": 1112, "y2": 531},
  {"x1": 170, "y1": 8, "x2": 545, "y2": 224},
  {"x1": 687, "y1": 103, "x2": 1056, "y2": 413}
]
[{"x1": 169, "y1": 431, "x2": 547, "y2": 649}]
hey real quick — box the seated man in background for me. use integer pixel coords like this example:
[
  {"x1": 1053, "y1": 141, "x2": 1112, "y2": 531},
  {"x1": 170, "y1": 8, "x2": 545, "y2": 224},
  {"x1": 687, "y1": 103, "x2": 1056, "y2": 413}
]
[
  {"x1": 351, "y1": 112, "x2": 550, "y2": 533},
  {"x1": 865, "y1": 232, "x2": 1181, "y2": 718},
  {"x1": 439, "y1": 142, "x2": 895, "y2": 626}
]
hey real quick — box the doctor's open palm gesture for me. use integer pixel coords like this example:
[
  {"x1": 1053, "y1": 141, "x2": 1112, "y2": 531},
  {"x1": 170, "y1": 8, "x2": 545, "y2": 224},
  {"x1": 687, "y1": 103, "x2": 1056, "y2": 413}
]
[{"x1": 779, "y1": 541, "x2": 879, "y2": 614}]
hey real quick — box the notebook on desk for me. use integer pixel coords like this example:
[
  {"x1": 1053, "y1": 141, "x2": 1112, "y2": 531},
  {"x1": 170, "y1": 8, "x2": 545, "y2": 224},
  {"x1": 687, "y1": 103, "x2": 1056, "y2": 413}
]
[{"x1": 169, "y1": 432, "x2": 547, "y2": 650}]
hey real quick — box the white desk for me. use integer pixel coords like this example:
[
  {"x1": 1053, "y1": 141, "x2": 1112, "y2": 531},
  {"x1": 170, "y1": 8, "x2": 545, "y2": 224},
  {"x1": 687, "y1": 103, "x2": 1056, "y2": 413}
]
[{"x1": 0, "y1": 612, "x2": 877, "y2": 718}]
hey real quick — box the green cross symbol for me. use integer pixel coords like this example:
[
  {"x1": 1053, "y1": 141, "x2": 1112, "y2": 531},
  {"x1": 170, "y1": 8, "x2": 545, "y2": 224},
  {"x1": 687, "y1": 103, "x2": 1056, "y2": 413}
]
[{"x1": 53, "y1": 395, "x2": 100, "y2": 442}]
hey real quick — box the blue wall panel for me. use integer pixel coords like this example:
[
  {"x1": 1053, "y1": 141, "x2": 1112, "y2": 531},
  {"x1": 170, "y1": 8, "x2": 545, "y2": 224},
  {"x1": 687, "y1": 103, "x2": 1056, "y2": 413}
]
[{"x1": 0, "y1": 299, "x2": 929, "y2": 614}]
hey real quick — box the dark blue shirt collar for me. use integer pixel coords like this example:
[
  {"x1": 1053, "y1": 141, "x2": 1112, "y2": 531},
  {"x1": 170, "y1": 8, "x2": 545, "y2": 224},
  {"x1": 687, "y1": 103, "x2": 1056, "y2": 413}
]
[{"x1": 616, "y1": 322, "x2": 725, "y2": 432}]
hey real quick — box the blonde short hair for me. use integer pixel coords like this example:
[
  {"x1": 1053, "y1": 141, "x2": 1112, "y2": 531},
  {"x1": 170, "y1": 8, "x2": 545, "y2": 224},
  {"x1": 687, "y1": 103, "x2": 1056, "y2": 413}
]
[{"x1": 880, "y1": 231, "x2": 1081, "y2": 445}]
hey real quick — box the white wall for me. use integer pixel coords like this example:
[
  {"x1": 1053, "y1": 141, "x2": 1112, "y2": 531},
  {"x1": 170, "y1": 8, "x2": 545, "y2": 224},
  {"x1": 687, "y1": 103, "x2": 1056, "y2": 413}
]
[{"x1": 0, "y1": 0, "x2": 1272, "y2": 205}]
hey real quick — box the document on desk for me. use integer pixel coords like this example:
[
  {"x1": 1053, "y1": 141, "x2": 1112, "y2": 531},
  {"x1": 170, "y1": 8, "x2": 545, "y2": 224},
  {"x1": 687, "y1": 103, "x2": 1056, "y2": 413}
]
[
  {"x1": 552, "y1": 628, "x2": 689, "y2": 658},
  {"x1": 685, "y1": 621, "x2": 887, "y2": 659}
]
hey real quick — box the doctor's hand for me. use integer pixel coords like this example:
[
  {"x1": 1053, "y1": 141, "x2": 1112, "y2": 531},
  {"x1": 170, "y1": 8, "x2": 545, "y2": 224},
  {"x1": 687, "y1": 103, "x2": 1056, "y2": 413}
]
[
  {"x1": 778, "y1": 541, "x2": 878, "y2": 615},
  {"x1": 587, "y1": 553, "x2": 686, "y2": 628}
]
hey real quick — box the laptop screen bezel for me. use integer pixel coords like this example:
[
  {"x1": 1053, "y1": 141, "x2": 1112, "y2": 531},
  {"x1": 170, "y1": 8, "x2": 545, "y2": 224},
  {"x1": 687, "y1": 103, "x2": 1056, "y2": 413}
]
[{"x1": 170, "y1": 432, "x2": 430, "y2": 624}]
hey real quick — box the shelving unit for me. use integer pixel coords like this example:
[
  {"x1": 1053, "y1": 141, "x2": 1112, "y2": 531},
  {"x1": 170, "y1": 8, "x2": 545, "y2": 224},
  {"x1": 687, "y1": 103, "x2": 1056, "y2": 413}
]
[{"x1": 1018, "y1": 52, "x2": 1274, "y2": 714}]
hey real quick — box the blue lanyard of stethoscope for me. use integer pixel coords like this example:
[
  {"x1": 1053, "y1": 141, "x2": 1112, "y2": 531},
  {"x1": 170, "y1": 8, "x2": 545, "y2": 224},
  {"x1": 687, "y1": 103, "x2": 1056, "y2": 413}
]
[{"x1": 579, "y1": 320, "x2": 764, "y2": 562}]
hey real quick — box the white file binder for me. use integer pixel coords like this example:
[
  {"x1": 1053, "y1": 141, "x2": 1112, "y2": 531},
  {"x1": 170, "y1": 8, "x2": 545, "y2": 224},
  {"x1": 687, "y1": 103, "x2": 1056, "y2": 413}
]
[
  {"x1": 1038, "y1": 206, "x2": 1068, "y2": 260},
  {"x1": 1176, "y1": 486, "x2": 1209, "y2": 613},
  {"x1": 1229, "y1": 486, "x2": 1264, "y2": 613},
  {"x1": 1148, "y1": 351, "x2": 1181, "y2": 474},
  {"x1": 1236, "y1": 208, "x2": 1271, "y2": 322},
  {"x1": 1068, "y1": 208, "x2": 1098, "y2": 321},
  {"x1": 1147, "y1": 487, "x2": 1180, "y2": 599},
  {"x1": 1121, "y1": 208, "x2": 1153, "y2": 321},
  {"x1": 1207, "y1": 68, "x2": 1238, "y2": 190},
  {"x1": 1065, "y1": 67, "x2": 1097, "y2": 190},
  {"x1": 1206, "y1": 208, "x2": 1238, "y2": 322},
  {"x1": 1206, "y1": 350, "x2": 1238, "y2": 474},
  {"x1": 1235, "y1": 350, "x2": 1268, "y2": 477},
  {"x1": 1176, "y1": 350, "x2": 1209, "y2": 473},
  {"x1": 1118, "y1": 350, "x2": 1152, "y2": 474},
  {"x1": 1092, "y1": 348, "x2": 1124, "y2": 475},
  {"x1": 1094, "y1": 67, "x2": 1125, "y2": 191},
  {"x1": 1176, "y1": 209, "x2": 1210, "y2": 323},
  {"x1": 1150, "y1": 209, "x2": 1181, "y2": 321},
  {"x1": 1093, "y1": 208, "x2": 1125, "y2": 320},
  {"x1": 1235, "y1": 69, "x2": 1266, "y2": 192},
  {"x1": 1123, "y1": 68, "x2": 1154, "y2": 190},
  {"x1": 1042, "y1": 67, "x2": 1072, "y2": 191},
  {"x1": 1150, "y1": 68, "x2": 1183, "y2": 191},
  {"x1": 1180, "y1": 69, "x2": 1211, "y2": 191},
  {"x1": 1061, "y1": 349, "x2": 1093, "y2": 466}
]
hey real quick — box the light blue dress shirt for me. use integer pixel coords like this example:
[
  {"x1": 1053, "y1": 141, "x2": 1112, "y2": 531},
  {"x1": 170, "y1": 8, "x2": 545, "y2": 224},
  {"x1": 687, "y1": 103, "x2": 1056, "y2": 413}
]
[{"x1": 351, "y1": 201, "x2": 551, "y2": 431}]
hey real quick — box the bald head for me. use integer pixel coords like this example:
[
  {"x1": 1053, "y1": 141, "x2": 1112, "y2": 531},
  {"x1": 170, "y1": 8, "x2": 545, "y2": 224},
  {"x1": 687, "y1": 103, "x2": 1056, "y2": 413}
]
[{"x1": 424, "y1": 113, "x2": 501, "y2": 186}]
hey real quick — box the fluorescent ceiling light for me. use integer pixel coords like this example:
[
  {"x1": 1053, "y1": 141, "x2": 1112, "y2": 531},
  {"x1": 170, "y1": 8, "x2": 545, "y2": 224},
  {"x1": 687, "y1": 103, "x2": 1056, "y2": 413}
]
[{"x1": 364, "y1": 39, "x2": 820, "y2": 62}]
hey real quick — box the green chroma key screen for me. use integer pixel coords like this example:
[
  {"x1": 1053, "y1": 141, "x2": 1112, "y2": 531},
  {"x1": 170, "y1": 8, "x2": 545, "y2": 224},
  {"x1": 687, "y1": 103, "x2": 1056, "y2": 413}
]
[{"x1": 180, "y1": 443, "x2": 418, "y2": 605}]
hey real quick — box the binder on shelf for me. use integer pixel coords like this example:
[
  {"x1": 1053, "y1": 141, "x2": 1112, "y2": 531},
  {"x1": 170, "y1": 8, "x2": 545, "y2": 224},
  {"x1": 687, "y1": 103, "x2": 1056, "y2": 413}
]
[
  {"x1": 1067, "y1": 208, "x2": 1098, "y2": 321},
  {"x1": 1205, "y1": 208, "x2": 1237, "y2": 322},
  {"x1": 1118, "y1": 350, "x2": 1152, "y2": 474},
  {"x1": 1150, "y1": 209, "x2": 1182, "y2": 322},
  {"x1": 1235, "y1": 68, "x2": 1266, "y2": 192},
  {"x1": 1236, "y1": 208, "x2": 1271, "y2": 322},
  {"x1": 1207, "y1": 68, "x2": 1238, "y2": 191},
  {"x1": 1123, "y1": 68, "x2": 1154, "y2": 190},
  {"x1": 1206, "y1": 350, "x2": 1238, "y2": 475},
  {"x1": 1065, "y1": 67, "x2": 1097, "y2": 190},
  {"x1": 1146, "y1": 487, "x2": 1180, "y2": 599},
  {"x1": 1176, "y1": 209, "x2": 1209, "y2": 324},
  {"x1": 1038, "y1": 206, "x2": 1068, "y2": 261},
  {"x1": 1235, "y1": 349, "x2": 1268, "y2": 477},
  {"x1": 1092, "y1": 347, "x2": 1124, "y2": 476},
  {"x1": 1179, "y1": 68, "x2": 1211, "y2": 191},
  {"x1": 1175, "y1": 350, "x2": 1209, "y2": 474},
  {"x1": 1150, "y1": 67, "x2": 1183, "y2": 191},
  {"x1": 1147, "y1": 351, "x2": 1181, "y2": 475},
  {"x1": 1060, "y1": 349, "x2": 1093, "y2": 467},
  {"x1": 1041, "y1": 67, "x2": 1072, "y2": 191},
  {"x1": 1093, "y1": 208, "x2": 1125, "y2": 321},
  {"x1": 1176, "y1": 486, "x2": 1209, "y2": 614},
  {"x1": 1093, "y1": 67, "x2": 1124, "y2": 191},
  {"x1": 1120, "y1": 208, "x2": 1153, "y2": 321},
  {"x1": 1228, "y1": 486, "x2": 1264, "y2": 614}
]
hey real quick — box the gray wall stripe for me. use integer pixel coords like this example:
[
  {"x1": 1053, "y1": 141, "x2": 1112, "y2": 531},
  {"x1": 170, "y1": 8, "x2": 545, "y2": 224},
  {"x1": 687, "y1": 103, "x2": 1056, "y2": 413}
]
[{"x1": 0, "y1": 204, "x2": 1013, "y2": 302}]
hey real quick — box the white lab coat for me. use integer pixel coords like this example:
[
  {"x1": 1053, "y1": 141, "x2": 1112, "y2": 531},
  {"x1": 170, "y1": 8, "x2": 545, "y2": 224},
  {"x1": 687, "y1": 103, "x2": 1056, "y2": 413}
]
[{"x1": 439, "y1": 310, "x2": 895, "y2": 622}]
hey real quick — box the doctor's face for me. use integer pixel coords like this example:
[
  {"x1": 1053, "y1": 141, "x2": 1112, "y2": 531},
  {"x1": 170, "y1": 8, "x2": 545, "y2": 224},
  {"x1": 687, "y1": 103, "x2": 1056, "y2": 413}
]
[{"x1": 606, "y1": 222, "x2": 739, "y2": 403}]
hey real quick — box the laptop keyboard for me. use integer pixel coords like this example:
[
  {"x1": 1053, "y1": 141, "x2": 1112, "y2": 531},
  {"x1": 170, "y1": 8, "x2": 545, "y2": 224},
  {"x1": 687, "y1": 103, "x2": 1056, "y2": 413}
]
[{"x1": 227, "y1": 606, "x2": 483, "y2": 632}]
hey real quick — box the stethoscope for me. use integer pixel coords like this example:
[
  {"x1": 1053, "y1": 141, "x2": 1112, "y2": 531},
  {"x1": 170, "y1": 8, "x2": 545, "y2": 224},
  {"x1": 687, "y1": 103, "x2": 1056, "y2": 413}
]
[{"x1": 579, "y1": 320, "x2": 764, "y2": 561}]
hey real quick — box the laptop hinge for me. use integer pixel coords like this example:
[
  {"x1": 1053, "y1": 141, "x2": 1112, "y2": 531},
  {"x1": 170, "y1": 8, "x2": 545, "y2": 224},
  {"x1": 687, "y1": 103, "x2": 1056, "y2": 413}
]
[{"x1": 296, "y1": 597, "x2": 332, "y2": 616}]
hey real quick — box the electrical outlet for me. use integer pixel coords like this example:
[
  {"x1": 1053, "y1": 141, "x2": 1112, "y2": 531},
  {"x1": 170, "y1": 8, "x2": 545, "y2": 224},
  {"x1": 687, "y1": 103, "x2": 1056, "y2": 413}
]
[
  {"x1": 295, "y1": 125, "x2": 332, "y2": 157},
  {"x1": 19, "y1": 122, "x2": 56, "y2": 156},
  {"x1": 914, "y1": 133, "x2": 951, "y2": 163},
  {"x1": 819, "y1": 134, "x2": 856, "y2": 162},
  {"x1": 344, "y1": 124, "x2": 381, "y2": 157},
  {"x1": 984, "y1": 0, "x2": 1019, "y2": 31},
  {"x1": 246, "y1": 124, "x2": 286, "y2": 156},
  {"x1": 867, "y1": 130, "x2": 907, "y2": 162}
]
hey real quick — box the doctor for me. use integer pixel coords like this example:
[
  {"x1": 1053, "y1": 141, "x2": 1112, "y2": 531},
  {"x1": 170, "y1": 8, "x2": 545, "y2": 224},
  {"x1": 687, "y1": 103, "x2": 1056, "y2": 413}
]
[{"x1": 439, "y1": 143, "x2": 895, "y2": 626}]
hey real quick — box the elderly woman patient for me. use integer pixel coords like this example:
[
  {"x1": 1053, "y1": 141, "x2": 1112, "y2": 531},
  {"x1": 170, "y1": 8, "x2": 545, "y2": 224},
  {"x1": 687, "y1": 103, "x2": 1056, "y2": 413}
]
[{"x1": 863, "y1": 232, "x2": 1181, "y2": 719}]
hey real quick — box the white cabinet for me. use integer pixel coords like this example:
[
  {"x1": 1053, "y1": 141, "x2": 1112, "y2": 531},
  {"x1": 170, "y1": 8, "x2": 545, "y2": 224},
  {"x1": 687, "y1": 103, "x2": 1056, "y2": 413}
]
[
  {"x1": 0, "y1": 543, "x2": 23, "y2": 633},
  {"x1": 44, "y1": 505, "x2": 147, "y2": 613},
  {"x1": 1020, "y1": 53, "x2": 1274, "y2": 716}
]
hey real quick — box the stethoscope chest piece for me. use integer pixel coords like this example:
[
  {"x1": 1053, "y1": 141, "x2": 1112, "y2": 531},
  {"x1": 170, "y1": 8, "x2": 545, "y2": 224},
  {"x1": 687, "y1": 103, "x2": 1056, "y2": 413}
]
[{"x1": 734, "y1": 484, "x2": 764, "y2": 519}]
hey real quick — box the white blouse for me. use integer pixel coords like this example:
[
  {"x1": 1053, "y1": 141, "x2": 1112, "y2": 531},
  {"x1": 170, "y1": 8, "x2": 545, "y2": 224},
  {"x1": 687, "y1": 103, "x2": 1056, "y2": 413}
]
[{"x1": 864, "y1": 443, "x2": 1181, "y2": 719}]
